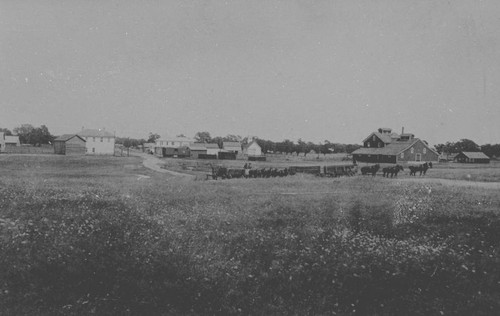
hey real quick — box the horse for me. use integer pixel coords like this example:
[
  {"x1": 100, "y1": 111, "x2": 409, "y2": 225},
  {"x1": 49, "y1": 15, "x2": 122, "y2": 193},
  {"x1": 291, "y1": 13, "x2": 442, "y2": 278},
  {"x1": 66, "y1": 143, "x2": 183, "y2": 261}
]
[
  {"x1": 360, "y1": 164, "x2": 380, "y2": 176},
  {"x1": 211, "y1": 166, "x2": 228, "y2": 179},
  {"x1": 382, "y1": 164, "x2": 404, "y2": 178},
  {"x1": 408, "y1": 162, "x2": 431, "y2": 176}
]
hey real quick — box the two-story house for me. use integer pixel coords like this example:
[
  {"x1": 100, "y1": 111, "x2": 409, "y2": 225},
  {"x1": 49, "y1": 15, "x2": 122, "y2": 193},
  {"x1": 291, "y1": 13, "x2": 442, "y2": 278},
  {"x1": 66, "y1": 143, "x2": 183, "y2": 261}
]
[{"x1": 76, "y1": 128, "x2": 115, "y2": 155}]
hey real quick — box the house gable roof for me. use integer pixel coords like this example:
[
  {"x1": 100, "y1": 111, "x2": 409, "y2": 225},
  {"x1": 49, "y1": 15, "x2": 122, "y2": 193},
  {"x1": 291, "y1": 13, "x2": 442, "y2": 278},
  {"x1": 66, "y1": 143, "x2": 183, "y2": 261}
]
[
  {"x1": 223, "y1": 142, "x2": 241, "y2": 148},
  {"x1": 77, "y1": 129, "x2": 114, "y2": 138},
  {"x1": 55, "y1": 134, "x2": 86, "y2": 142},
  {"x1": 353, "y1": 138, "x2": 436, "y2": 156},
  {"x1": 458, "y1": 152, "x2": 490, "y2": 159},
  {"x1": 362, "y1": 132, "x2": 393, "y2": 144}
]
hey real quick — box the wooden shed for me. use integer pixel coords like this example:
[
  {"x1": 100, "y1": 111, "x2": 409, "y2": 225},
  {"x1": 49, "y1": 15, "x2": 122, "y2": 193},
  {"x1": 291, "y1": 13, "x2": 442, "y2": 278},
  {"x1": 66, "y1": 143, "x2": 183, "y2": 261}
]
[
  {"x1": 53, "y1": 134, "x2": 86, "y2": 155},
  {"x1": 454, "y1": 152, "x2": 490, "y2": 164}
]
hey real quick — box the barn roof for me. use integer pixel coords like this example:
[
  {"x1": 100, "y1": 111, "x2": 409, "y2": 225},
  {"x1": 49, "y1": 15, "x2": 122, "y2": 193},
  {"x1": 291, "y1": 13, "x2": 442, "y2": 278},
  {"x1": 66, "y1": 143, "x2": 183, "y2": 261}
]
[
  {"x1": 205, "y1": 143, "x2": 220, "y2": 149},
  {"x1": 157, "y1": 136, "x2": 194, "y2": 143},
  {"x1": 189, "y1": 143, "x2": 207, "y2": 150},
  {"x1": 362, "y1": 132, "x2": 394, "y2": 144},
  {"x1": 458, "y1": 152, "x2": 490, "y2": 159},
  {"x1": 77, "y1": 129, "x2": 114, "y2": 138},
  {"x1": 353, "y1": 139, "x2": 420, "y2": 156},
  {"x1": 54, "y1": 134, "x2": 86, "y2": 142}
]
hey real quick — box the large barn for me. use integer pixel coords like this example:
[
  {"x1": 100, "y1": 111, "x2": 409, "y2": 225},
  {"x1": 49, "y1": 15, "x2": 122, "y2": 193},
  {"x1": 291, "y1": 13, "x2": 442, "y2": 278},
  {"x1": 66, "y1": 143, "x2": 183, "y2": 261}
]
[
  {"x1": 53, "y1": 134, "x2": 86, "y2": 155},
  {"x1": 352, "y1": 128, "x2": 439, "y2": 163}
]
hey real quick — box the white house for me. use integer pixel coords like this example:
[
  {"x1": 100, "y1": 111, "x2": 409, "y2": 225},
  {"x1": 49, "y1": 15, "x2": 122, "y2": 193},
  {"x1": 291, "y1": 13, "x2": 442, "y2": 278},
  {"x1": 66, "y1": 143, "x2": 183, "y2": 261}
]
[
  {"x1": 156, "y1": 136, "x2": 194, "y2": 148},
  {"x1": 76, "y1": 128, "x2": 115, "y2": 155},
  {"x1": 0, "y1": 132, "x2": 20, "y2": 152},
  {"x1": 244, "y1": 140, "x2": 262, "y2": 157}
]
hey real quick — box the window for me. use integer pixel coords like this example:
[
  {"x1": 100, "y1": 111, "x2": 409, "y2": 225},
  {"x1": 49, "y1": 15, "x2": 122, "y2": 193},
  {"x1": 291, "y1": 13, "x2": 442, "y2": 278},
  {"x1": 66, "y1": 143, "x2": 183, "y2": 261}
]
[
  {"x1": 411, "y1": 148, "x2": 414, "y2": 154},
  {"x1": 100, "y1": 137, "x2": 103, "y2": 142},
  {"x1": 92, "y1": 148, "x2": 95, "y2": 153},
  {"x1": 423, "y1": 148, "x2": 427, "y2": 154},
  {"x1": 93, "y1": 137, "x2": 95, "y2": 142},
  {"x1": 373, "y1": 135, "x2": 376, "y2": 141},
  {"x1": 367, "y1": 143, "x2": 370, "y2": 148},
  {"x1": 400, "y1": 152, "x2": 404, "y2": 159}
]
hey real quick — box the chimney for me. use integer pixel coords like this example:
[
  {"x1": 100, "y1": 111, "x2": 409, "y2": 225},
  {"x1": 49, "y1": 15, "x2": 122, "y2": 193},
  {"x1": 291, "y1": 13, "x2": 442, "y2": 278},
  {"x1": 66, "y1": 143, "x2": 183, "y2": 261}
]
[{"x1": 401, "y1": 127, "x2": 404, "y2": 134}]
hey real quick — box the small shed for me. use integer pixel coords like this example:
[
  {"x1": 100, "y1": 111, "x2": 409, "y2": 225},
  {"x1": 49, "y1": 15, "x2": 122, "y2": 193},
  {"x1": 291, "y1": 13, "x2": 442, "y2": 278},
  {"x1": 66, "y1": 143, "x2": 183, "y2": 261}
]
[
  {"x1": 454, "y1": 152, "x2": 490, "y2": 164},
  {"x1": 223, "y1": 142, "x2": 241, "y2": 154},
  {"x1": 53, "y1": 134, "x2": 86, "y2": 155},
  {"x1": 244, "y1": 140, "x2": 262, "y2": 157},
  {"x1": 189, "y1": 143, "x2": 208, "y2": 159}
]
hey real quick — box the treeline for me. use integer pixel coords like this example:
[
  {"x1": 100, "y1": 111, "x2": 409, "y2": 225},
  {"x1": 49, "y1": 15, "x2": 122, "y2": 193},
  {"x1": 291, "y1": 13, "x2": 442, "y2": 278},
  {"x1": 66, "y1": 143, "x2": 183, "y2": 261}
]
[
  {"x1": 434, "y1": 139, "x2": 500, "y2": 158},
  {"x1": 193, "y1": 131, "x2": 361, "y2": 156},
  {"x1": 1, "y1": 124, "x2": 54, "y2": 146}
]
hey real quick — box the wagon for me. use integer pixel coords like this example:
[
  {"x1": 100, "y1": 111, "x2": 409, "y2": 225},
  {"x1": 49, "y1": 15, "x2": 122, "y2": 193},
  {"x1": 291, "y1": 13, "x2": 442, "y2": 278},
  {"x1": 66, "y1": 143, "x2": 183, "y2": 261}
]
[{"x1": 322, "y1": 164, "x2": 358, "y2": 177}]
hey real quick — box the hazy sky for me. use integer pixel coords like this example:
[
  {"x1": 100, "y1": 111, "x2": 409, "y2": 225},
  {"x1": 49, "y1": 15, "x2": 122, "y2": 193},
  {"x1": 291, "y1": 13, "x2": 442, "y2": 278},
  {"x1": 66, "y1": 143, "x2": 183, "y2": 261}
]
[{"x1": 1, "y1": 0, "x2": 499, "y2": 145}]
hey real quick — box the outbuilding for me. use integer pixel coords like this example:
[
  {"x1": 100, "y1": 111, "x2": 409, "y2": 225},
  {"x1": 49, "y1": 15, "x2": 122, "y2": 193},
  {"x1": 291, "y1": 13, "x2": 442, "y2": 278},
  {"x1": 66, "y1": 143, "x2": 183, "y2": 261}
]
[
  {"x1": 53, "y1": 134, "x2": 86, "y2": 155},
  {"x1": 454, "y1": 152, "x2": 490, "y2": 164}
]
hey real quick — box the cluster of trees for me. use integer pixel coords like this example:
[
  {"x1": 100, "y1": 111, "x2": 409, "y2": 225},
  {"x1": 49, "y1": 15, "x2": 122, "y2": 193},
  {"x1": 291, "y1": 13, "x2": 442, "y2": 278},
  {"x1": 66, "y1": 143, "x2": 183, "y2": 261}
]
[
  {"x1": 1, "y1": 124, "x2": 55, "y2": 146},
  {"x1": 434, "y1": 139, "x2": 500, "y2": 158},
  {"x1": 194, "y1": 131, "x2": 361, "y2": 156}
]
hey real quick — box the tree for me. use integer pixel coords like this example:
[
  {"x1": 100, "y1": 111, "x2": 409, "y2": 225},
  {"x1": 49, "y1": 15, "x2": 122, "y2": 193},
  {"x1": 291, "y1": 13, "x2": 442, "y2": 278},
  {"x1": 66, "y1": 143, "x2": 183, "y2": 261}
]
[
  {"x1": 194, "y1": 131, "x2": 212, "y2": 143},
  {"x1": 0, "y1": 128, "x2": 12, "y2": 136},
  {"x1": 454, "y1": 139, "x2": 480, "y2": 152},
  {"x1": 13, "y1": 124, "x2": 35, "y2": 144},
  {"x1": 147, "y1": 132, "x2": 160, "y2": 143}
]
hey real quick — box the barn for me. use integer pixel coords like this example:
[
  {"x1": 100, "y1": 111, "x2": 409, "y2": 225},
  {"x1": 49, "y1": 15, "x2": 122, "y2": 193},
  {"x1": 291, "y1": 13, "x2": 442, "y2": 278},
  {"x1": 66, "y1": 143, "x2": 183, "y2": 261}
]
[
  {"x1": 189, "y1": 143, "x2": 207, "y2": 159},
  {"x1": 53, "y1": 134, "x2": 86, "y2": 155},
  {"x1": 454, "y1": 152, "x2": 490, "y2": 164},
  {"x1": 243, "y1": 140, "x2": 262, "y2": 157},
  {"x1": 223, "y1": 142, "x2": 241, "y2": 154},
  {"x1": 352, "y1": 128, "x2": 439, "y2": 163}
]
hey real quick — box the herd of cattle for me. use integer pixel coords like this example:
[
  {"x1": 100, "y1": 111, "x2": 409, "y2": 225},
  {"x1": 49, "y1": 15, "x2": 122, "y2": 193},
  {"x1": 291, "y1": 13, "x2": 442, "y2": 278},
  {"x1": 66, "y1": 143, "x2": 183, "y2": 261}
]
[{"x1": 209, "y1": 162, "x2": 433, "y2": 180}]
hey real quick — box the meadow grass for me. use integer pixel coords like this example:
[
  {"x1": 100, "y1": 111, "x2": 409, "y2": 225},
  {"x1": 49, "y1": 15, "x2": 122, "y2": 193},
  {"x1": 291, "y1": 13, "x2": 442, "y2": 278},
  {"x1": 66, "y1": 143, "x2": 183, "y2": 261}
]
[{"x1": 1, "y1": 155, "x2": 500, "y2": 315}]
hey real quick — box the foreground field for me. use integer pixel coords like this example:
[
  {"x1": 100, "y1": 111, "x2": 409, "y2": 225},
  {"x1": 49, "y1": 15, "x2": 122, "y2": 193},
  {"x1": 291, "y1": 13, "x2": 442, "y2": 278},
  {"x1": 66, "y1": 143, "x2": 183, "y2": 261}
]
[{"x1": 1, "y1": 155, "x2": 500, "y2": 315}]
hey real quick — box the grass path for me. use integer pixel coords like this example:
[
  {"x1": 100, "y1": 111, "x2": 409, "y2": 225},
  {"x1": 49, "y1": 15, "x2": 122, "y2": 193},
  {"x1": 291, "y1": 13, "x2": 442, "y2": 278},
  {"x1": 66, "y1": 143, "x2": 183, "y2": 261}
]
[{"x1": 130, "y1": 151, "x2": 196, "y2": 179}]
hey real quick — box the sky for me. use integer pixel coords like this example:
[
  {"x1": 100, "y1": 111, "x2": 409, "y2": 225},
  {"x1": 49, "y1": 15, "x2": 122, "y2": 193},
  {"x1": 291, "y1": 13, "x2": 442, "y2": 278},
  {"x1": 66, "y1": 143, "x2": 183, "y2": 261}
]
[{"x1": 1, "y1": 0, "x2": 499, "y2": 146}]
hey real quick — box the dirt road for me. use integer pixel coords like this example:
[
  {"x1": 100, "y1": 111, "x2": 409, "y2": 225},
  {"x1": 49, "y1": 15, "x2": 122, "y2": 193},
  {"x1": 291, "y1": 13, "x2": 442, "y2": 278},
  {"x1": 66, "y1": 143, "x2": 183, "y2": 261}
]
[{"x1": 131, "y1": 152, "x2": 196, "y2": 179}]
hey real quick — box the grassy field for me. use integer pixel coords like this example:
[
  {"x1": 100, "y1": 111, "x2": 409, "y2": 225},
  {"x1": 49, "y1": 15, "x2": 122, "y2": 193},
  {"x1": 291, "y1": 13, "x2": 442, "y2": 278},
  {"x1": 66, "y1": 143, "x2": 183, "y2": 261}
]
[{"x1": 1, "y1": 154, "x2": 500, "y2": 315}]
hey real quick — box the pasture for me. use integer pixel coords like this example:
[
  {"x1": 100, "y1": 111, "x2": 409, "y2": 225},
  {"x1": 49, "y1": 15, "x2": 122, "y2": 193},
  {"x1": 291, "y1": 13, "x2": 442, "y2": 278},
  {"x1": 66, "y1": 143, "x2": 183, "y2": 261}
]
[{"x1": 1, "y1": 154, "x2": 500, "y2": 315}]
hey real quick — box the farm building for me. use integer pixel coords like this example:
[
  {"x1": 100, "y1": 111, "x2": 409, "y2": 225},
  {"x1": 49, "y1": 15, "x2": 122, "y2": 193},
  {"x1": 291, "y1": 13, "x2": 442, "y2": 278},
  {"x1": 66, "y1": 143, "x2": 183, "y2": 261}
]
[
  {"x1": 76, "y1": 128, "x2": 115, "y2": 155},
  {"x1": 0, "y1": 132, "x2": 20, "y2": 152},
  {"x1": 205, "y1": 143, "x2": 221, "y2": 156},
  {"x1": 243, "y1": 140, "x2": 262, "y2": 157},
  {"x1": 156, "y1": 136, "x2": 194, "y2": 148},
  {"x1": 53, "y1": 134, "x2": 86, "y2": 155},
  {"x1": 155, "y1": 146, "x2": 190, "y2": 158},
  {"x1": 223, "y1": 142, "x2": 241, "y2": 154},
  {"x1": 352, "y1": 127, "x2": 439, "y2": 163},
  {"x1": 454, "y1": 152, "x2": 490, "y2": 164},
  {"x1": 189, "y1": 143, "x2": 207, "y2": 159}
]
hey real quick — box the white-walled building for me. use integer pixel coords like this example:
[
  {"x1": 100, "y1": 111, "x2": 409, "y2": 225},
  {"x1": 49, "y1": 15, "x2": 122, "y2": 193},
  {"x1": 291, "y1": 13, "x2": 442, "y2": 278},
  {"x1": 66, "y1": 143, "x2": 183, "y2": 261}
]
[
  {"x1": 243, "y1": 140, "x2": 262, "y2": 157},
  {"x1": 155, "y1": 136, "x2": 194, "y2": 148},
  {"x1": 0, "y1": 132, "x2": 20, "y2": 152},
  {"x1": 76, "y1": 129, "x2": 115, "y2": 155}
]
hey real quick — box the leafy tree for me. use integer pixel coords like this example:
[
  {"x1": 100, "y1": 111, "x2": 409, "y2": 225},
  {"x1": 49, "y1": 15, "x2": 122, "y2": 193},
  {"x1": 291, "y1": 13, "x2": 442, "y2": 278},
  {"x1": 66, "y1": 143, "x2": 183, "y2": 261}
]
[
  {"x1": 194, "y1": 131, "x2": 212, "y2": 143},
  {"x1": 0, "y1": 128, "x2": 12, "y2": 136},
  {"x1": 13, "y1": 124, "x2": 54, "y2": 146},
  {"x1": 147, "y1": 133, "x2": 160, "y2": 143}
]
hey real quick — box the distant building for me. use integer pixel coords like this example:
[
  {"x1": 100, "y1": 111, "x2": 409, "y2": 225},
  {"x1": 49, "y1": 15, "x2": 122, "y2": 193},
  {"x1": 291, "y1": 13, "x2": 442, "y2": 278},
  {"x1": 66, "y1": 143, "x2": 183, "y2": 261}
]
[
  {"x1": 53, "y1": 134, "x2": 86, "y2": 155},
  {"x1": 243, "y1": 140, "x2": 262, "y2": 157},
  {"x1": 76, "y1": 128, "x2": 115, "y2": 155},
  {"x1": 189, "y1": 143, "x2": 207, "y2": 159},
  {"x1": 155, "y1": 136, "x2": 194, "y2": 148},
  {"x1": 0, "y1": 133, "x2": 20, "y2": 152},
  {"x1": 205, "y1": 143, "x2": 221, "y2": 156},
  {"x1": 352, "y1": 127, "x2": 439, "y2": 163},
  {"x1": 454, "y1": 152, "x2": 490, "y2": 164},
  {"x1": 223, "y1": 141, "x2": 241, "y2": 154}
]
